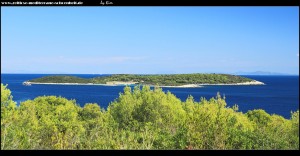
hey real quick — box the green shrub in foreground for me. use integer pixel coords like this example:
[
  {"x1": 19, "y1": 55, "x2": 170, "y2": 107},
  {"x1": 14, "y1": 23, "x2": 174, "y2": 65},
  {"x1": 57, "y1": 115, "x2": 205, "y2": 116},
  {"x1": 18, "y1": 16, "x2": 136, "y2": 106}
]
[{"x1": 1, "y1": 84, "x2": 299, "y2": 149}]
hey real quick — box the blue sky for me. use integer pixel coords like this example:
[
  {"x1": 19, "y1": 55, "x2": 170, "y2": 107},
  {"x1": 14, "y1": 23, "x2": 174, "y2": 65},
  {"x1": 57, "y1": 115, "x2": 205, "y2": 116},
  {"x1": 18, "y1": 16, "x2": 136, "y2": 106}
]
[{"x1": 1, "y1": 7, "x2": 299, "y2": 74}]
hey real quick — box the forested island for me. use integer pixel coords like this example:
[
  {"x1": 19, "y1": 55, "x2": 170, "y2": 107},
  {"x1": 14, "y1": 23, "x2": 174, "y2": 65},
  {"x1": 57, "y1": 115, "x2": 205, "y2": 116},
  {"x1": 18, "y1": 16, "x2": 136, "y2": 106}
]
[
  {"x1": 25, "y1": 74, "x2": 265, "y2": 87},
  {"x1": 1, "y1": 84, "x2": 299, "y2": 149}
]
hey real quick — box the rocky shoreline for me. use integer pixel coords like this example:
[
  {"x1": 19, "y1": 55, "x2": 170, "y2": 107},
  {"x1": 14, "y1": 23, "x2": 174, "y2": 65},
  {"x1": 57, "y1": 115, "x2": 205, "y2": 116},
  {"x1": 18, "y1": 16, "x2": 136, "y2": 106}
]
[{"x1": 24, "y1": 80, "x2": 265, "y2": 88}]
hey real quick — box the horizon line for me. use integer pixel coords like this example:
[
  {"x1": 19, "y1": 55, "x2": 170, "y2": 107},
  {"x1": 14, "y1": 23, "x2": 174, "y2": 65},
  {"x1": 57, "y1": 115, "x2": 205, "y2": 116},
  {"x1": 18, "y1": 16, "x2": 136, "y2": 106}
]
[{"x1": 1, "y1": 72, "x2": 299, "y2": 76}]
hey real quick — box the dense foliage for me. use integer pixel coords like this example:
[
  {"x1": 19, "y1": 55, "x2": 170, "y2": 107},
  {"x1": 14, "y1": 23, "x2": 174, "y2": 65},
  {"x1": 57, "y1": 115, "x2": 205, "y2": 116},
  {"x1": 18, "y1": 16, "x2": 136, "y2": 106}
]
[
  {"x1": 28, "y1": 74, "x2": 254, "y2": 86},
  {"x1": 1, "y1": 83, "x2": 298, "y2": 149},
  {"x1": 29, "y1": 75, "x2": 91, "y2": 83}
]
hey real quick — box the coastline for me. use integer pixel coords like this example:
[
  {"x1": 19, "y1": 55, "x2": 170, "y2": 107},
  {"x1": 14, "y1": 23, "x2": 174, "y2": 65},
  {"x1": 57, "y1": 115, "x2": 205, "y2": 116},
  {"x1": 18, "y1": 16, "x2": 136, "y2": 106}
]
[
  {"x1": 24, "y1": 80, "x2": 265, "y2": 88},
  {"x1": 195, "y1": 80, "x2": 265, "y2": 86},
  {"x1": 24, "y1": 82, "x2": 119, "y2": 86}
]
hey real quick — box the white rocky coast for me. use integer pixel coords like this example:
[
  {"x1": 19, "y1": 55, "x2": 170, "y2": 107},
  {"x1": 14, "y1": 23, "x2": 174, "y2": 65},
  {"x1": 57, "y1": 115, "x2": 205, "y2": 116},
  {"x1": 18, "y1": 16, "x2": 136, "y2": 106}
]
[{"x1": 24, "y1": 80, "x2": 265, "y2": 88}]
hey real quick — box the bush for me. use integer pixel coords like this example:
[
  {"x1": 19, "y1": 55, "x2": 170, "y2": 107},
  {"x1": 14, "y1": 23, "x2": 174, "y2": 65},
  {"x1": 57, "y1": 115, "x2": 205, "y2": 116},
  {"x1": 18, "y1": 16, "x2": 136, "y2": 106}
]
[{"x1": 1, "y1": 84, "x2": 298, "y2": 149}]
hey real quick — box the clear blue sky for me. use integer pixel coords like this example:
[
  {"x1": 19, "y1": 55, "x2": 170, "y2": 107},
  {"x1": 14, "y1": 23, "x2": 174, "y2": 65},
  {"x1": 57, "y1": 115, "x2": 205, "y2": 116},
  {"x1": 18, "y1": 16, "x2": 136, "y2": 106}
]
[{"x1": 1, "y1": 7, "x2": 299, "y2": 74}]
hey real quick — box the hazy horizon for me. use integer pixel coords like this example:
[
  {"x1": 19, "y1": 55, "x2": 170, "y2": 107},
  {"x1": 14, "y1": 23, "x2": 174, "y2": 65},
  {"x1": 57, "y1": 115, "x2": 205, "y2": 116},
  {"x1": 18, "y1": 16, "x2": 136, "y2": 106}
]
[
  {"x1": 1, "y1": 7, "x2": 299, "y2": 75},
  {"x1": 1, "y1": 71, "x2": 298, "y2": 75}
]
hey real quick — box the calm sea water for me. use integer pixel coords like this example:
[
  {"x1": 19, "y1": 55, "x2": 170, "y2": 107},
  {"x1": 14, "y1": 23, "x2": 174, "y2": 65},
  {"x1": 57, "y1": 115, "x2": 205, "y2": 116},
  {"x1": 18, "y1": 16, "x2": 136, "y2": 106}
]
[{"x1": 1, "y1": 74, "x2": 299, "y2": 119}]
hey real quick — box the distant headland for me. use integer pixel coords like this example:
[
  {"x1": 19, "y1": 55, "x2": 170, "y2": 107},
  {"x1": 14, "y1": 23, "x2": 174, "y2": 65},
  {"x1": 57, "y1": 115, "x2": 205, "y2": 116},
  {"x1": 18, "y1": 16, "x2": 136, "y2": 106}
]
[{"x1": 23, "y1": 74, "x2": 265, "y2": 87}]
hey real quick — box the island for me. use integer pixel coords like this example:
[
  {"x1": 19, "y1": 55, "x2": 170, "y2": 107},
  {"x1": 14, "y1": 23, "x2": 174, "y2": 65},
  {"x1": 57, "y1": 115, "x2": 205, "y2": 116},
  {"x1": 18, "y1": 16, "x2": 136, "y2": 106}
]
[{"x1": 23, "y1": 74, "x2": 265, "y2": 87}]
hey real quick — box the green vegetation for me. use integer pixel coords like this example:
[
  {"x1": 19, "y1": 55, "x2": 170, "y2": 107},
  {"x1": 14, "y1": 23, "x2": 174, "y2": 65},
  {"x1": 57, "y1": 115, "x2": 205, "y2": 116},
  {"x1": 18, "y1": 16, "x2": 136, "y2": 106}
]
[
  {"x1": 1, "y1": 83, "x2": 298, "y2": 149},
  {"x1": 29, "y1": 75, "x2": 91, "y2": 83},
  {"x1": 28, "y1": 74, "x2": 255, "y2": 86}
]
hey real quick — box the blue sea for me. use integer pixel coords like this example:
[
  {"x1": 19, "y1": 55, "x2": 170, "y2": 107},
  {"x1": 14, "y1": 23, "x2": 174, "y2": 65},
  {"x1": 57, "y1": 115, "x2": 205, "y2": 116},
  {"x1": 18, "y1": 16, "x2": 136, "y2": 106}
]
[{"x1": 1, "y1": 74, "x2": 299, "y2": 119}]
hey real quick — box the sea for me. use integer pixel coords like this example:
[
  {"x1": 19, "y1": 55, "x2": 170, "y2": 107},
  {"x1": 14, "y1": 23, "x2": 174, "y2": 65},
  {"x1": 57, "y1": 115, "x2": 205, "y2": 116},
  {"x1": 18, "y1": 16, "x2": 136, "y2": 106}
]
[{"x1": 1, "y1": 74, "x2": 299, "y2": 119}]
